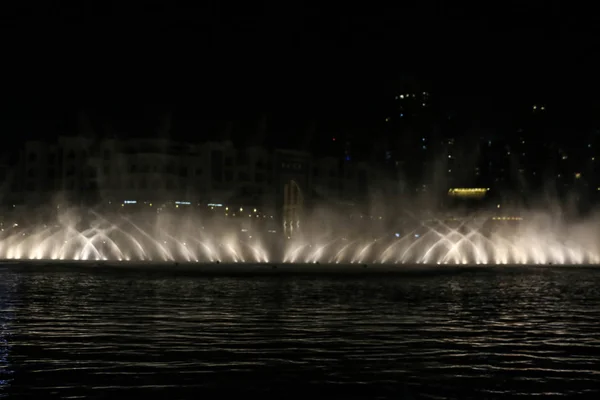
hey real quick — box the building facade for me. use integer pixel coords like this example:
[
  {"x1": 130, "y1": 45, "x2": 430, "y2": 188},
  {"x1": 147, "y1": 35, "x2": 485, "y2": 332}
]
[{"x1": 2, "y1": 136, "x2": 377, "y2": 234}]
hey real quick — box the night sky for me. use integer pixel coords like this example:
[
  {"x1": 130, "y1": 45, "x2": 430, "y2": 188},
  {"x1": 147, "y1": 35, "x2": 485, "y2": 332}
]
[{"x1": 2, "y1": 1, "x2": 600, "y2": 146}]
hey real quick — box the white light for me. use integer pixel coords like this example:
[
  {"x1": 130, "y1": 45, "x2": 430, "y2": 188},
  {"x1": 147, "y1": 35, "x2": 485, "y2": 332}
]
[
  {"x1": 175, "y1": 201, "x2": 191, "y2": 205},
  {"x1": 124, "y1": 200, "x2": 136, "y2": 204},
  {"x1": 399, "y1": 94, "x2": 404, "y2": 99},
  {"x1": 395, "y1": 233, "x2": 400, "y2": 238}
]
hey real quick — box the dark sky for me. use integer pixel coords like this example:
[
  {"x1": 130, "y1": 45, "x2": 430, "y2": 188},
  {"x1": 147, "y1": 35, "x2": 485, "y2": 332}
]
[{"x1": 2, "y1": 1, "x2": 600, "y2": 143}]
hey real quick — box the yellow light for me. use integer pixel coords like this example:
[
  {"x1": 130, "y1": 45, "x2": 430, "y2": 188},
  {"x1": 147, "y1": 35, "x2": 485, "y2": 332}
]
[
  {"x1": 575, "y1": 172, "x2": 582, "y2": 179},
  {"x1": 176, "y1": 205, "x2": 179, "y2": 208},
  {"x1": 447, "y1": 188, "x2": 489, "y2": 198},
  {"x1": 240, "y1": 207, "x2": 243, "y2": 212},
  {"x1": 253, "y1": 208, "x2": 257, "y2": 212},
  {"x1": 225, "y1": 207, "x2": 229, "y2": 211}
]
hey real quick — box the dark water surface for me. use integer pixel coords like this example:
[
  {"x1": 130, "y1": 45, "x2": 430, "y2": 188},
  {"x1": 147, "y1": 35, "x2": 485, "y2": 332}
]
[{"x1": 2, "y1": 265, "x2": 600, "y2": 399}]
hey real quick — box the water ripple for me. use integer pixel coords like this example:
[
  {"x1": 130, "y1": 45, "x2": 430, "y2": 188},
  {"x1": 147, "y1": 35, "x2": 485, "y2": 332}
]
[{"x1": 1, "y1": 266, "x2": 600, "y2": 398}]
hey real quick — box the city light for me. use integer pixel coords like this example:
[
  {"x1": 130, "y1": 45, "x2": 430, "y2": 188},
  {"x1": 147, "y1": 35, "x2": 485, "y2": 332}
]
[{"x1": 447, "y1": 188, "x2": 489, "y2": 198}]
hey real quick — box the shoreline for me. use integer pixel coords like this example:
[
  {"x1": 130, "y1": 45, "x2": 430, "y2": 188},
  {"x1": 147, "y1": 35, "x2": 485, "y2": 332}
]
[{"x1": 1, "y1": 259, "x2": 599, "y2": 276}]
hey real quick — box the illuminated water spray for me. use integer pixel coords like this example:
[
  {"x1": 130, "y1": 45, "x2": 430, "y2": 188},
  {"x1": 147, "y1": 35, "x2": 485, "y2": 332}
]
[{"x1": 0, "y1": 210, "x2": 598, "y2": 265}]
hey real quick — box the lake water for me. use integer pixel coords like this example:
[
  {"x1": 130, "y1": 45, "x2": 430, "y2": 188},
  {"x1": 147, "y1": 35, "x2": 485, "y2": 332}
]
[{"x1": 1, "y1": 265, "x2": 600, "y2": 399}]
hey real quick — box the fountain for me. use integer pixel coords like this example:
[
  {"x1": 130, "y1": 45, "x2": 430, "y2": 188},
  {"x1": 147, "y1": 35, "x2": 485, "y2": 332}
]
[{"x1": 1, "y1": 205, "x2": 599, "y2": 267}]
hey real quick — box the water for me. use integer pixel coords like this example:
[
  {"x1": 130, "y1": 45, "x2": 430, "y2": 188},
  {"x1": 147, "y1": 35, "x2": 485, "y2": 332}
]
[
  {"x1": 3, "y1": 211, "x2": 600, "y2": 265},
  {"x1": 2, "y1": 265, "x2": 600, "y2": 399}
]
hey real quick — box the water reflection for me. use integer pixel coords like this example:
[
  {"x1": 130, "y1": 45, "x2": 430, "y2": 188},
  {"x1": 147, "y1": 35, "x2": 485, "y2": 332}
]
[
  {"x1": 0, "y1": 276, "x2": 16, "y2": 395},
  {"x1": 0, "y1": 267, "x2": 600, "y2": 398}
]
